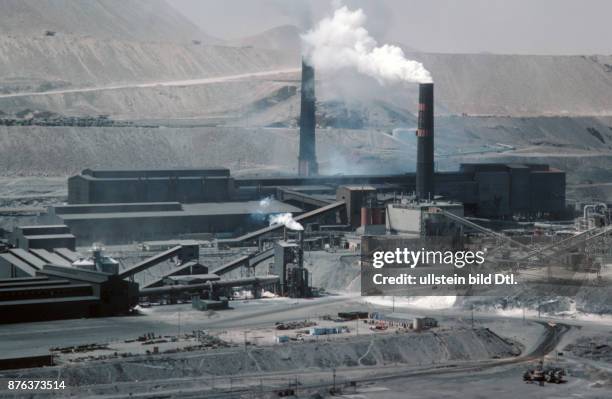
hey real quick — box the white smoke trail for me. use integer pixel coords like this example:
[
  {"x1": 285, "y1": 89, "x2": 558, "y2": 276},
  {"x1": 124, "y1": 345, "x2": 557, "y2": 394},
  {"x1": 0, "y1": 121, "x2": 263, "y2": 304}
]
[
  {"x1": 269, "y1": 213, "x2": 304, "y2": 231},
  {"x1": 259, "y1": 196, "x2": 272, "y2": 208},
  {"x1": 301, "y1": 5, "x2": 432, "y2": 85}
]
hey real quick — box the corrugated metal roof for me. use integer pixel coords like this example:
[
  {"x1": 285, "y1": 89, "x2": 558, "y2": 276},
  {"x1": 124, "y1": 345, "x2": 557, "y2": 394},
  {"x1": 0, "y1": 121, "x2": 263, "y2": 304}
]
[
  {"x1": 54, "y1": 248, "x2": 81, "y2": 263},
  {"x1": 40, "y1": 265, "x2": 109, "y2": 284},
  {"x1": 0, "y1": 295, "x2": 99, "y2": 307},
  {"x1": 0, "y1": 253, "x2": 37, "y2": 276},
  {"x1": 29, "y1": 249, "x2": 72, "y2": 267},
  {"x1": 25, "y1": 234, "x2": 76, "y2": 240},
  {"x1": 16, "y1": 225, "x2": 68, "y2": 230},
  {"x1": 8, "y1": 249, "x2": 45, "y2": 269}
]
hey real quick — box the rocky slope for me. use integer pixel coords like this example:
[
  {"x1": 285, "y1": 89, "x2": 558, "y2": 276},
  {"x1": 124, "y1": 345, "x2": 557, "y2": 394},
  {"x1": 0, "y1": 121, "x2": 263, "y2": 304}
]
[
  {"x1": 0, "y1": 0, "x2": 216, "y2": 43},
  {"x1": 0, "y1": 328, "x2": 518, "y2": 388}
]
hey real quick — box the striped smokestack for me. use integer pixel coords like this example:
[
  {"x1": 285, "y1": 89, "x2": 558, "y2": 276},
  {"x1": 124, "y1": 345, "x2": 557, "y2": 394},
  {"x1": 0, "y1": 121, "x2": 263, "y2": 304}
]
[
  {"x1": 298, "y1": 59, "x2": 318, "y2": 176},
  {"x1": 416, "y1": 83, "x2": 434, "y2": 200}
]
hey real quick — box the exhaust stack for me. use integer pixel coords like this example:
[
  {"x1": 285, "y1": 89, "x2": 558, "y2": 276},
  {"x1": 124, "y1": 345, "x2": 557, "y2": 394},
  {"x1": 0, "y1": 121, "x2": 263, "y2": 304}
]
[
  {"x1": 298, "y1": 60, "x2": 318, "y2": 176},
  {"x1": 416, "y1": 83, "x2": 434, "y2": 200}
]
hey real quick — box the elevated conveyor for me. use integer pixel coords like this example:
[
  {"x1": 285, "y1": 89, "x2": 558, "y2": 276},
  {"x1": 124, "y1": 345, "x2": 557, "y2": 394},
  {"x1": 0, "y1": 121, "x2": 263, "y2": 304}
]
[
  {"x1": 518, "y1": 224, "x2": 612, "y2": 262},
  {"x1": 433, "y1": 207, "x2": 531, "y2": 250},
  {"x1": 217, "y1": 201, "x2": 345, "y2": 247},
  {"x1": 118, "y1": 244, "x2": 199, "y2": 279},
  {"x1": 211, "y1": 247, "x2": 274, "y2": 276}
]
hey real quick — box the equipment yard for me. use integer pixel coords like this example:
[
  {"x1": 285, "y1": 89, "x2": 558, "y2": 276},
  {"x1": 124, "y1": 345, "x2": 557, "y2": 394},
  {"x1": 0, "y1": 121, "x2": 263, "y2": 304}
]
[{"x1": 1, "y1": 293, "x2": 610, "y2": 397}]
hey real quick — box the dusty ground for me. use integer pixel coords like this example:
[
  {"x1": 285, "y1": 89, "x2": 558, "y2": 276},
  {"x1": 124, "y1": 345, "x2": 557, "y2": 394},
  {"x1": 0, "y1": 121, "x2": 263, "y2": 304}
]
[{"x1": 0, "y1": 298, "x2": 610, "y2": 398}]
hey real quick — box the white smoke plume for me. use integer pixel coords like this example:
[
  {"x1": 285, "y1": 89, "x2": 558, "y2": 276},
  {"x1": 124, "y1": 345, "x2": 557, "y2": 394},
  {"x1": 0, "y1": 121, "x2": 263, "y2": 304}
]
[
  {"x1": 269, "y1": 213, "x2": 304, "y2": 231},
  {"x1": 258, "y1": 196, "x2": 272, "y2": 208},
  {"x1": 301, "y1": 5, "x2": 432, "y2": 85}
]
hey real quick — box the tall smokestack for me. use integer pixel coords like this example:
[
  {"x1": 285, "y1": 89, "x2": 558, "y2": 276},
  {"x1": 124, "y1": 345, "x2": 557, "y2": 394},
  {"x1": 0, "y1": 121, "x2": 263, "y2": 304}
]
[
  {"x1": 298, "y1": 59, "x2": 318, "y2": 176},
  {"x1": 416, "y1": 83, "x2": 434, "y2": 200}
]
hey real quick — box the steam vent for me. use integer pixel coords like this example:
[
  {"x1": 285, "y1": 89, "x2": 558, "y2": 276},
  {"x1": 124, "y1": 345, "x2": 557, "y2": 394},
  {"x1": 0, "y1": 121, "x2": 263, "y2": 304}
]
[{"x1": 298, "y1": 60, "x2": 318, "y2": 176}]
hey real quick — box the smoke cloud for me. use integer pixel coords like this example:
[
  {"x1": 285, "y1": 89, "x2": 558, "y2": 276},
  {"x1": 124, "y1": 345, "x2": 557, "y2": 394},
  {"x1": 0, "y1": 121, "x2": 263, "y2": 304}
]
[
  {"x1": 301, "y1": 5, "x2": 432, "y2": 85},
  {"x1": 269, "y1": 213, "x2": 304, "y2": 231}
]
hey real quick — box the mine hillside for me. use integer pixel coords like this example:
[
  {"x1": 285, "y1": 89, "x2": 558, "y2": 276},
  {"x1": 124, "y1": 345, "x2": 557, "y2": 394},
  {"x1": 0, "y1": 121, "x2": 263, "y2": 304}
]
[{"x1": 1, "y1": 1, "x2": 612, "y2": 198}]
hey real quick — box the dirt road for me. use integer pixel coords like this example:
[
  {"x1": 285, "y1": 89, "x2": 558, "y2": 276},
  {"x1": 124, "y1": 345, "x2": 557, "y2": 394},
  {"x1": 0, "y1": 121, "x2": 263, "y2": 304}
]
[{"x1": 0, "y1": 68, "x2": 300, "y2": 99}]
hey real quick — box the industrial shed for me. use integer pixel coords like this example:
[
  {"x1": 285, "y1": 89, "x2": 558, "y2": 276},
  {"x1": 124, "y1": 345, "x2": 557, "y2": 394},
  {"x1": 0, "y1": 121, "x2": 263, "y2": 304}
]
[
  {"x1": 47, "y1": 200, "x2": 303, "y2": 245},
  {"x1": 0, "y1": 265, "x2": 138, "y2": 324},
  {"x1": 68, "y1": 168, "x2": 233, "y2": 204}
]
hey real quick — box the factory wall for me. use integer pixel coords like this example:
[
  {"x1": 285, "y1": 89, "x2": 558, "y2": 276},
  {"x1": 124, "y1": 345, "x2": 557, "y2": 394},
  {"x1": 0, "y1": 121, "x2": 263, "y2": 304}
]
[
  {"x1": 61, "y1": 214, "x2": 270, "y2": 245},
  {"x1": 22, "y1": 236, "x2": 76, "y2": 251},
  {"x1": 435, "y1": 172, "x2": 478, "y2": 207},
  {"x1": 456, "y1": 164, "x2": 566, "y2": 218},
  {"x1": 69, "y1": 176, "x2": 233, "y2": 204},
  {"x1": 474, "y1": 171, "x2": 511, "y2": 217},
  {"x1": 82, "y1": 168, "x2": 230, "y2": 178},
  {"x1": 530, "y1": 170, "x2": 566, "y2": 215},
  {"x1": 386, "y1": 206, "x2": 421, "y2": 234},
  {"x1": 64, "y1": 163, "x2": 567, "y2": 238},
  {"x1": 386, "y1": 203, "x2": 464, "y2": 235},
  {"x1": 68, "y1": 169, "x2": 233, "y2": 204},
  {"x1": 236, "y1": 165, "x2": 565, "y2": 219},
  {"x1": 9, "y1": 225, "x2": 76, "y2": 251},
  {"x1": 509, "y1": 166, "x2": 531, "y2": 212},
  {"x1": 52, "y1": 202, "x2": 181, "y2": 215}
]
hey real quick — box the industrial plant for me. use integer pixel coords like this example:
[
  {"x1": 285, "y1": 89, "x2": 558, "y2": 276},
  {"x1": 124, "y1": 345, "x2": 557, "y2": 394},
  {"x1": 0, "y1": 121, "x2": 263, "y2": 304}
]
[
  {"x1": 0, "y1": 1, "x2": 611, "y2": 398},
  {"x1": 0, "y1": 68, "x2": 572, "y2": 318}
]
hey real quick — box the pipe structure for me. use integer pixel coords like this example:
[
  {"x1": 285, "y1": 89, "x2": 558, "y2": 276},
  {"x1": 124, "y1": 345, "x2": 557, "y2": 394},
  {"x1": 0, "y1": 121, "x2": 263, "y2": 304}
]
[
  {"x1": 139, "y1": 276, "x2": 280, "y2": 296},
  {"x1": 416, "y1": 83, "x2": 434, "y2": 200}
]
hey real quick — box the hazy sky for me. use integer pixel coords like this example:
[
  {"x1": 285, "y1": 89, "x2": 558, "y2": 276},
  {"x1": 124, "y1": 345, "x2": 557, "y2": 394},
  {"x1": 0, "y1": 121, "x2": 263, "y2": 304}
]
[{"x1": 169, "y1": 0, "x2": 612, "y2": 55}]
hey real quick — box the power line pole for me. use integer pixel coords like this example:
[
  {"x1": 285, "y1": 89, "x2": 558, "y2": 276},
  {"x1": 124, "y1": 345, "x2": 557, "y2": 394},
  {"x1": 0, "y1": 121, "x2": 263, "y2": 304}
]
[
  {"x1": 471, "y1": 305, "x2": 474, "y2": 329},
  {"x1": 332, "y1": 368, "x2": 336, "y2": 392}
]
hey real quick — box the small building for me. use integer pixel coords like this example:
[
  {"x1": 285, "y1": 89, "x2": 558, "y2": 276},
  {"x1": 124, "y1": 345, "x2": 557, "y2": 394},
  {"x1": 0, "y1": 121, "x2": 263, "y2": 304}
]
[
  {"x1": 275, "y1": 335, "x2": 290, "y2": 343},
  {"x1": 413, "y1": 317, "x2": 438, "y2": 331},
  {"x1": 192, "y1": 296, "x2": 229, "y2": 311},
  {"x1": 338, "y1": 311, "x2": 368, "y2": 320},
  {"x1": 308, "y1": 326, "x2": 349, "y2": 336},
  {"x1": 336, "y1": 185, "x2": 377, "y2": 227}
]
